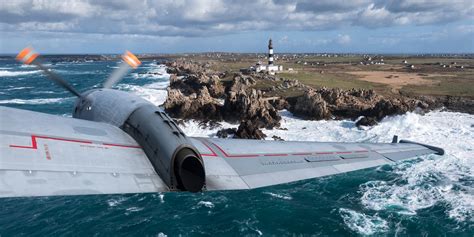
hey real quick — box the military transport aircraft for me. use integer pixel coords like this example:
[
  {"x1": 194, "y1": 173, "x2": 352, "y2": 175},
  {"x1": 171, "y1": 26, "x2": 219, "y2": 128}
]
[{"x1": 0, "y1": 47, "x2": 444, "y2": 198}]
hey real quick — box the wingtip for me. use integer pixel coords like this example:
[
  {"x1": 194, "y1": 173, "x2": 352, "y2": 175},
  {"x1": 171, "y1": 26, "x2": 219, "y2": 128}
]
[{"x1": 399, "y1": 139, "x2": 445, "y2": 156}]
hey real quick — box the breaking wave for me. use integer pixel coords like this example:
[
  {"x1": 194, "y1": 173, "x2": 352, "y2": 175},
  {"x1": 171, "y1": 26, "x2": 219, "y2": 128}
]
[
  {"x1": 116, "y1": 63, "x2": 474, "y2": 228},
  {"x1": 0, "y1": 70, "x2": 41, "y2": 77},
  {"x1": 0, "y1": 97, "x2": 68, "y2": 105},
  {"x1": 339, "y1": 208, "x2": 389, "y2": 235}
]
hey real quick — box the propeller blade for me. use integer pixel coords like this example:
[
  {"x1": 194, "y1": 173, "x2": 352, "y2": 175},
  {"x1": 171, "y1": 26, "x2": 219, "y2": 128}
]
[
  {"x1": 16, "y1": 47, "x2": 82, "y2": 98},
  {"x1": 103, "y1": 50, "x2": 141, "y2": 88}
]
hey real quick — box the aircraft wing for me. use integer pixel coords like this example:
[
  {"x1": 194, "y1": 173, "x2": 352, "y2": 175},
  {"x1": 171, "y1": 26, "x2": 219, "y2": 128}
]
[
  {"x1": 0, "y1": 106, "x2": 167, "y2": 198},
  {"x1": 191, "y1": 137, "x2": 444, "y2": 190},
  {"x1": 0, "y1": 106, "x2": 444, "y2": 197}
]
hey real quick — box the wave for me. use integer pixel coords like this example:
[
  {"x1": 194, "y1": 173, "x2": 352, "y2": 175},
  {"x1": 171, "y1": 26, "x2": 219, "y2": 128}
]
[
  {"x1": 263, "y1": 192, "x2": 293, "y2": 200},
  {"x1": 4, "y1": 86, "x2": 35, "y2": 91},
  {"x1": 117, "y1": 64, "x2": 170, "y2": 105},
  {"x1": 130, "y1": 65, "x2": 472, "y2": 225},
  {"x1": 0, "y1": 70, "x2": 41, "y2": 77},
  {"x1": 0, "y1": 97, "x2": 67, "y2": 104},
  {"x1": 339, "y1": 208, "x2": 389, "y2": 235},
  {"x1": 179, "y1": 109, "x2": 474, "y2": 224}
]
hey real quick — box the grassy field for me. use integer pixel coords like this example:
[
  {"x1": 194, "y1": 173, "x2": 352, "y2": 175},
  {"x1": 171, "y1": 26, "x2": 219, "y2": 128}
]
[{"x1": 183, "y1": 54, "x2": 474, "y2": 98}]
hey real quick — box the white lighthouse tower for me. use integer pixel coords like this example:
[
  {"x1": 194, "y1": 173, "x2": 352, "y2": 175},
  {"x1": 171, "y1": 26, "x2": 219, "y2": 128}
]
[
  {"x1": 254, "y1": 38, "x2": 283, "y2": 75},
  {"x1": 268, "y1": 38, "x2": 274, "y2": 66}
]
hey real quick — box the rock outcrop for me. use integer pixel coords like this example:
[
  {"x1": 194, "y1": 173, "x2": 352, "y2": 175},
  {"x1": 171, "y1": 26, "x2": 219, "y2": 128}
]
[
  {"x1": 163, "y1": 87, "x2": 223, "y2": 120},
  {"x1": 224, "y1": 88, "x2": 280, "y2": 129},
  {"x1": 164, "y1": 61, "x2": 282, "y2": 138},
  {"x1": 289, "y1": 87, "x2": 436, "y2": 125},
  {"x1": 163, "y1": 60, "x2": 464, "y2": 138},
  {"x1": 234, "y1": 120, "x2": 267, "y2": 139},
  {"x1": 290, "y1": 89, "x2": 331, "y2": 120}
]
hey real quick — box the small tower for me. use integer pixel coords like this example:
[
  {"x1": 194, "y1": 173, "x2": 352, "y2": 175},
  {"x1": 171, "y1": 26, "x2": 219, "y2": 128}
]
[{"x1": 268, "y1": 38, "x2": 273, "y2": 66}]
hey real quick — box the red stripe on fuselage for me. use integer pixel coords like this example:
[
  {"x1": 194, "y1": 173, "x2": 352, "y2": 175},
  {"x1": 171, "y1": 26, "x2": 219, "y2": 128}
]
[
  {"x1": 199, "y1": 141, "x2": 218, "y2": 157},
  {"x1": 10, "y1": 134, "x2": 141, "y2": 150}
]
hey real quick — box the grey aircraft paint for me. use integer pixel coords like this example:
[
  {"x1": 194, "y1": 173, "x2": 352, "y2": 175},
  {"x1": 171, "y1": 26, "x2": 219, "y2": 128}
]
[{"x1": 0, "y1": 50, "x2": 445, "y2": 198}]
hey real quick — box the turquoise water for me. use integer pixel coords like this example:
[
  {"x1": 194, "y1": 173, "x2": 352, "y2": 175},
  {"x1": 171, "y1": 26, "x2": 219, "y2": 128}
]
[{"x1": 0, "y1": 57, "x2": 472, "y2": 236}]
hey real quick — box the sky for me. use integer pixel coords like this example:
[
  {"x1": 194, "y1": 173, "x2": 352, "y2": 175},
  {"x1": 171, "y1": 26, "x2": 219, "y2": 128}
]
[{"x1": 0, "y1": 0, "x2": 473, "y2": 54}]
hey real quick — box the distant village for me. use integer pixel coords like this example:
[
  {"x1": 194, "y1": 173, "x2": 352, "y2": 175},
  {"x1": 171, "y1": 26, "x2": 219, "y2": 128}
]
[{"x1": 154, "y1": 41, "x2": 472, "y2": 74}]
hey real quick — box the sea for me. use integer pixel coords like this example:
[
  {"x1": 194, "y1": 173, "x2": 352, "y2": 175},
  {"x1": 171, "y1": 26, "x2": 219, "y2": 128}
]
[{"x1": 0, "y1": 57, "x2": 472, "y2": 236}]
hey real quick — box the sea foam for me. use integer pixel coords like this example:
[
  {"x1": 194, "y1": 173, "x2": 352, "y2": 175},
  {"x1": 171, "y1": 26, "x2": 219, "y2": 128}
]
[
  {"x1": 0, "y1": 70, "x2": 41, "y2": 77},
  {"x1": 106, "y1": 63, "x2": 474, "y2": 226}
]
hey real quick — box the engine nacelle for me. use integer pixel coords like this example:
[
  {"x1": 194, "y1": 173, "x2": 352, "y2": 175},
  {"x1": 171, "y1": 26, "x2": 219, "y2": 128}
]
[
  {"x1": 73, "y1": 89, "x2": 205, "y2": 192},
  {"x1": 122, "y1": 104, "x2": 205, "y2": 192}
]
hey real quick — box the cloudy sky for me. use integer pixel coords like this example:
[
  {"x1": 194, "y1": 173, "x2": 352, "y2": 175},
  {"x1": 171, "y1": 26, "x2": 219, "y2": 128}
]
[{"x1": 0, "y1": 0, "x2": 473, "y2": 54}]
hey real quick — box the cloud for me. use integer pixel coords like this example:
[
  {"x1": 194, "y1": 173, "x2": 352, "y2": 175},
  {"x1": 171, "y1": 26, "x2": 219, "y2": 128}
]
[
  {"x1": 0, "y1": 0, "x2": 472, "y2": 37},
  {"x1": 337, "y1": 34, "x2": 351, "y2": 45}
]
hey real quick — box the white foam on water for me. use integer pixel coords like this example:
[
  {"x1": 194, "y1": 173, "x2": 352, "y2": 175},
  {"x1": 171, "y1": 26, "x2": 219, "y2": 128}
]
[
  {"x1": 131, "y1": 64, "x2": 168, "y2": 80},
  {"x1": 4, "y1": 86, "x2": 35, "y2": 91},
  {"x1": 0, "y1": 70, "x2": 41, "y2": 77},
  {"x1": 116, "y1": 64, "x2": 170, "y2": 106},
  {"x1": 123, "y1": 64, "x2": 474, "y2": 225},
  {"x1": 126, "y1": 207, "x2": 144, "y2": 212},
  {"x1": 197, "y1": 201, "x2": 215, "y2": 209},
  {"x1": 339, "y1": 208, "x2": 389, "y2": 235},
  {"x1": 263, "y1": 192, "x2": 293, "y2": 200},
  {"x1": 0, "y1": 97, "x2": 67, "y2": 104},
  {"x1": 107, "y1": 197, "x2": 127, "y2": 207}
]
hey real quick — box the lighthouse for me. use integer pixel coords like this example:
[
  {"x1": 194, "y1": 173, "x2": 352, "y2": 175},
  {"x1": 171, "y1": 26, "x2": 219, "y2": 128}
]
[
  {"x1": 268, "y1": 38, "x2": 274, "y2": 66},
  {"x1": 247, "y1": 38, "x2": 283, "y2": 75}
]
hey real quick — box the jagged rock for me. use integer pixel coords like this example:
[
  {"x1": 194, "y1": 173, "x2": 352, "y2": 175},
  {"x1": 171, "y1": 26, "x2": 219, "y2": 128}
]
[
  {"x1": 169, "y1": 73, "x2": 224, "y2": 98},
  {"x1": 289, "y1": 87, "x2": 436, "y2": 124},
  {"x1": 228, "y1": 73, "x2": 256, "y2": 93},
  {"x1": 234, "y1": 120, "x2": 266, "y2": 140},
  {"x1": 272, "y1": 135, "x2": 284, "y2": 141},
  {"x1": 216, "y1": 128, "x2": 237, "y2": 138},
  {"x1": 290, "y1": 89, "x2": 331, "y2": 120},
  {"x1": 166, "y1": 60, "x2": 213, "y2": 76},
  {"x1": 198, "y1": 120, "x2": 222, "y2": 130},
  {"x1": 163, "y1": 87, "x2": 223, "y2": 120},
  {"x1": 355, "y1": 116, "x2": 378, "y2": 127},
  {"x1": 269, "y1": 98, "x2": 289, "y2": 110},
  {"x1": 224, "y1": 88, "x2": 281, "y2": 129},
  {"x1": 366, "y1": 98, "x2": 411, "y2": 120},
  {"x1": 281, "y1": 79, "x2": 300, "y2": 89},
  {"x1": 441, "y1": 96, "x2": 474, "y2": 114}
]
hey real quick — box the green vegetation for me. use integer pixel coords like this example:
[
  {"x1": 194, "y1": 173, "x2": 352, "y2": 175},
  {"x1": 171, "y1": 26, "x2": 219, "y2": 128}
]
[{"x1": 183, "y1": 54, "x2": 474, "y2": 98}]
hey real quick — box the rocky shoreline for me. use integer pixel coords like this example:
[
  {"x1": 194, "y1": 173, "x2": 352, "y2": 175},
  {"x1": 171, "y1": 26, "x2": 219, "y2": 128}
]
[{"x1": 163, "y1": 60, "x2": 473, "y2": 139}]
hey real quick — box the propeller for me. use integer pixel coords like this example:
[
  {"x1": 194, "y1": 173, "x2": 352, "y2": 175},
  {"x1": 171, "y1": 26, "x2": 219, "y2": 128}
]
[
  {"x1": 16, "y1": 47, "x2": 142, "y2": 96},
  {"x1": 103, "y1": 51, "x2": 141, "y2": 88},
  {"x1": 16, "y1": 47, "x2": 82, "y2": 97}
]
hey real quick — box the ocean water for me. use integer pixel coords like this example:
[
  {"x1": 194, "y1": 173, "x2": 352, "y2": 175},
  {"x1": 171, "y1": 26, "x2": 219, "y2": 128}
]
[{"x1": 0, "y1": 57, "x2": 472, "y2": 236}]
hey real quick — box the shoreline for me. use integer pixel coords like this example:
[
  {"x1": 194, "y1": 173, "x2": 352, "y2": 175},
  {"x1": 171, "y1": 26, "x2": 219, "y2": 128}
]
[{"x1": 162, "y1": 60, "x2": 473, "y2": 139}]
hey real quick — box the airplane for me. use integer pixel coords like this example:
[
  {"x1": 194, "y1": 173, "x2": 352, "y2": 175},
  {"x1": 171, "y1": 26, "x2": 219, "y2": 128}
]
[{"x1": 0, "y1": 47, "x2": 444, "y2": 198}]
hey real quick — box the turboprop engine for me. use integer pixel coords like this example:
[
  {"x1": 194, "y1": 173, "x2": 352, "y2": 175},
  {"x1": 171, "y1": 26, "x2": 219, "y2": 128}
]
[
  {"x1": 73, "y1": 89, "x2": 206, "y2": 192},
  {"x1": 16, "y1": 47, "x2": 206, "y2": 192}
]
